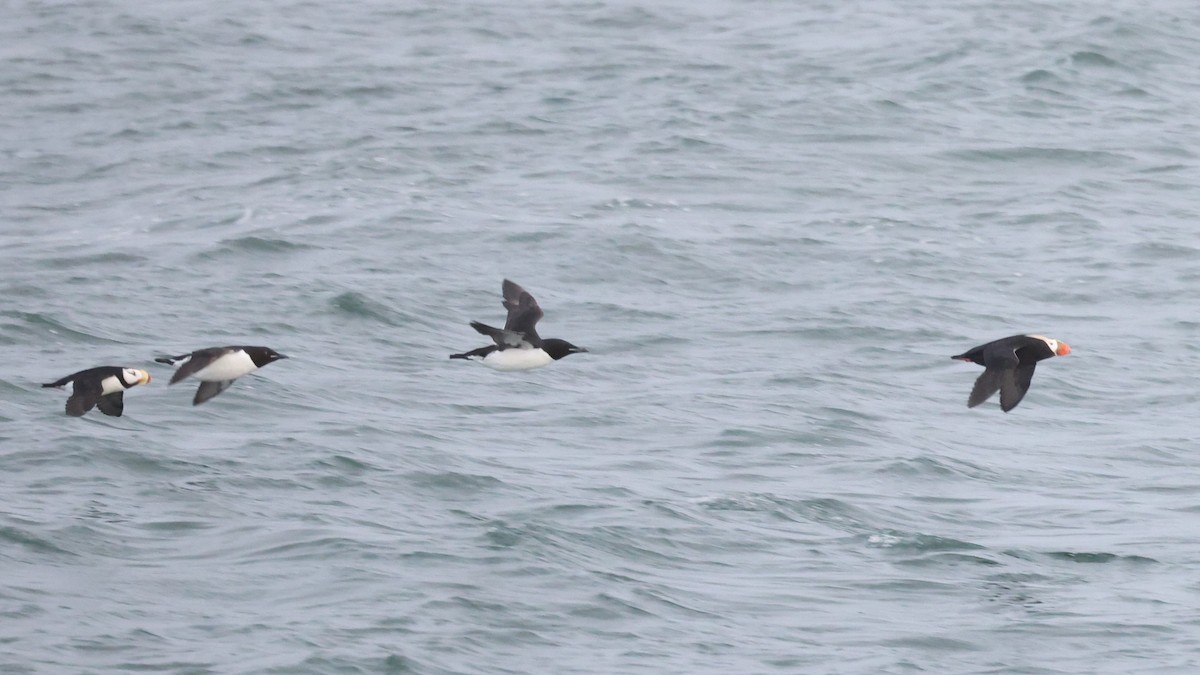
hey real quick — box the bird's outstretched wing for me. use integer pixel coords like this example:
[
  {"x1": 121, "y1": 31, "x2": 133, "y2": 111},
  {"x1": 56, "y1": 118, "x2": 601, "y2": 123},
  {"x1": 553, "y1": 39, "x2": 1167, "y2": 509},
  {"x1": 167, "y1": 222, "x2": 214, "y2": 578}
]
[
  {"x1": 65, "y1": 381, "x2": 101, "y2": 417},
  {"x1": 96, "y1": 392, "x2": 125, "y2": 417},
  {"x1": 967, "y1": 343, "x2": 1020, "y2": 409},
  {"x1": 968, "y1": 368, "x2": 1003, "y2": 408},
  {"x1": 501, "y1": 279, "x2": 543, "y2": 343},
  {"x1": 1000, "y1": 363, "x2": 1037, "y2": 412},
  {"x1": 470, "y1": 321, "x2": 537, "y2": 350},
  {"x1": 194, "y1": 380, "x2": 235, "y2": 405}
]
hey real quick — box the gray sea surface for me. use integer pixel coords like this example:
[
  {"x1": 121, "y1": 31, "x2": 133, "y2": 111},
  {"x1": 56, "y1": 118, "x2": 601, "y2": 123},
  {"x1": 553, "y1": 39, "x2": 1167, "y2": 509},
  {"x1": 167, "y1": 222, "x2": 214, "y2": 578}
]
[{"x1": 3, "y1": 0, "x2": 1200, "y2": 673}]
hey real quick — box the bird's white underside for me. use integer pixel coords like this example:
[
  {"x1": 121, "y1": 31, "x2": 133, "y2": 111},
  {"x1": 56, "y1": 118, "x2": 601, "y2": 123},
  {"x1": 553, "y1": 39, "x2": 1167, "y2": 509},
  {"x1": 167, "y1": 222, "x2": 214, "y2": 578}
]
[
  {"x1": 192, "y1": 351, "x2": 258, "y2": 381},
  {"x1": 98, "y1": 375, "x2": 124, "y2": 395},
  {"x1": 477, "y1": 348, "x2": 554, "y2": 371}
]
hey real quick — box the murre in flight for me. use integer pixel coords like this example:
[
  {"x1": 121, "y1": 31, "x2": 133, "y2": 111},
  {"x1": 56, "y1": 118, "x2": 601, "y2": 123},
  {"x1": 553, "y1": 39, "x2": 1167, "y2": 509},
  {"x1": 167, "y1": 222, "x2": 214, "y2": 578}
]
[
  {"x1": 450, "y1": 279, "x2": 588, "y2": 371},
  {"x1": 951, "y1": 334, "x2": 1071, "y2": 412},
  {"x1": 155, "y1": 346, "x2": 287, "y2": 405}
]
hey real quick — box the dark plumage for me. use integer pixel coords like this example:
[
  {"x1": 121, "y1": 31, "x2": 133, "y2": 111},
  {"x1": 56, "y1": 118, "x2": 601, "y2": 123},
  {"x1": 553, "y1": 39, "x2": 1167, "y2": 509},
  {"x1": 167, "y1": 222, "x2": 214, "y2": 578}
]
[
  {"x1": 450, "y1": 280, "x2": 588, "y2": 371},
  {"x1": 42, "y1": 366, "x2": 151, "y2": 417},
  {"x1": 951, "y1": 334, "x2": 1071, "y2": 412},
  {"x1": 155, "y1": 346, "x2": 287, "y2": 405}
]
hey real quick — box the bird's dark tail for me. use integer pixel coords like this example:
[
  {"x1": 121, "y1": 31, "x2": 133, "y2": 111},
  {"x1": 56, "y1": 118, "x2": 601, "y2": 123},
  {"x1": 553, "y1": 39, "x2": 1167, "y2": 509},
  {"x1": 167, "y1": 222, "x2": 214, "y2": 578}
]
[
  {"x1": 154, "y1": 354, "x2": 188, "y2": 365},
  {"x1": 469, "y1": 321, "x2": 505, "y2": 340},
  {"x1": 42, "y1": 376, "x2": 71, "y2": 388},
  {"x1": 450, "y1": 346, "x2": 497, "y2": 360}
]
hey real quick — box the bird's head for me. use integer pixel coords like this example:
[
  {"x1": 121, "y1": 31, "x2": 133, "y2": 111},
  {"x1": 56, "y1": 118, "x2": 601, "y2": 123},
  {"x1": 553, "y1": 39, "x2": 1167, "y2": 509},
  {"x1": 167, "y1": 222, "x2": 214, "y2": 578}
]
[
  {"x1": 246, "y1": 346, "x2": 289, "y2": 368},
  {"x1": 1030, "y1": 335, "x2": 1071, "y2": 357},
  {"x1": 542, "y1": 339, "x2": 588, "y2": 361},
  {"x1": 123, "y1": 368, "x2": 152, "y2": 387}
]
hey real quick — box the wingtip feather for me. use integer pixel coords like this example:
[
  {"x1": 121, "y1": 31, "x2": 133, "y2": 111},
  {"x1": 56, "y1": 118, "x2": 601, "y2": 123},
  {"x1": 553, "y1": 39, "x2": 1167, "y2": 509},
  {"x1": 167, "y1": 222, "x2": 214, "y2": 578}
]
[{"x1": 967, "y1": 370, "x2": 1002, "y2": 409}]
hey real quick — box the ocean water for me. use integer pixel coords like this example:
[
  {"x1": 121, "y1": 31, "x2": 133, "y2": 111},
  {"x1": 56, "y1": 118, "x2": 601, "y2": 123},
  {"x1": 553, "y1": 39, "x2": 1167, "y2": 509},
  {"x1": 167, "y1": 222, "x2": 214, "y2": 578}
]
[{"x1": 3, "y1": 0, "x2": 1200, "y2": 672}]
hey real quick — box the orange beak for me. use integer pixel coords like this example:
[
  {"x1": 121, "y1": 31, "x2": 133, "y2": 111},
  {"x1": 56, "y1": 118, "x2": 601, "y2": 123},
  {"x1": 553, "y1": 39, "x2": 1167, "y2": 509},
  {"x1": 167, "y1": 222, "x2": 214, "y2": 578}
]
[
  {"x1": 1056, "y1": 341, "x2": 1071, "y2": 356},
  {"x1": 140, "y1": 372, "x2": 152, "y2": 385}
]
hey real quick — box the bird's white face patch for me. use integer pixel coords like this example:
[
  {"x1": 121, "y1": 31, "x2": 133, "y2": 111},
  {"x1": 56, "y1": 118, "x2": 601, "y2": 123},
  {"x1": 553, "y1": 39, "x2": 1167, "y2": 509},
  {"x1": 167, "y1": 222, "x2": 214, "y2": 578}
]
[
  {"x1": 481, "y1": 348, "x2": 554, "y2": 371},
  {"x1": 122, "y1": 368, "x2": 149, "y2": 387},
  {"x1": 1027, "y1": 334, "x2": 1058, "y2": 353}
]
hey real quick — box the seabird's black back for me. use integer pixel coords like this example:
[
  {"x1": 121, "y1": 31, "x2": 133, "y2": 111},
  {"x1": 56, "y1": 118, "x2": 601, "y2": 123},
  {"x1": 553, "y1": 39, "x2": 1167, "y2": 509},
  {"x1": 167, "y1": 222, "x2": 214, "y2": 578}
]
[
  {"x1": 42, "y1": 366, "x2": 148, "y2": 417},
  {"x1": 451, "y1": 279, "x2": 588, "y2": 370},
  {"x1": 952, "y1": 334, "x2": 1069, "y2": 412}
]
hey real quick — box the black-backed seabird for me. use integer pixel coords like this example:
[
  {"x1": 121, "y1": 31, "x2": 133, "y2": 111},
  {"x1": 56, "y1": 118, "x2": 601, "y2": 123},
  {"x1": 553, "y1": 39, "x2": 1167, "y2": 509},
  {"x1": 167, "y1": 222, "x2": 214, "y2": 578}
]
[
  {"x1": 450, "y1": 279, "x2": 588, "y2": 371},
  {"x1": 42, "y1": 366, "x2": 151, "y2": 417},
  {"x1": 951, "y1": 334, "x2": 1071, "y2": 412},
  {"x1": 155, "y1": 346, "x2": 287, "y2": 405}
]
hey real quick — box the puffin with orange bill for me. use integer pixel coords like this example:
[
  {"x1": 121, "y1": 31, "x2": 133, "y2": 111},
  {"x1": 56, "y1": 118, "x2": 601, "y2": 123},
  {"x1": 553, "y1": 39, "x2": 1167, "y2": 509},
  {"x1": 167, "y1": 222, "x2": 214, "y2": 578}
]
[
  {"x1": 951, "y1": 334, "x2": 1071, "y2": 412},
  {"x1": 42, "y1": 366, "x2": 151, "y2": 417}
]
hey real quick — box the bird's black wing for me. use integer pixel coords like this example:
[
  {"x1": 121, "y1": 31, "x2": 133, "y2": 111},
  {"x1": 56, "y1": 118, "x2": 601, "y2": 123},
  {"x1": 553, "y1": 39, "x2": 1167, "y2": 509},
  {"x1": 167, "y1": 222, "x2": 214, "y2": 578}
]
[
  {"x1": 1000, "y1": 363, "x2": 1038, "y2": 412},
  {"x1": 96, "y1": 392, "x2": 125, "y2": 417},
  {"x1": 501, "y1": 280, "x2": 543, "y2": 344},
  {"x1": 193, "y1": 380, "x2": 235, "y2": 405},
  {"x1": 164, "y1": 348, "x2": 229, "y2": 384},
  {"x1": 65, "y1": 381, "x2": 102, "y2": 417},
  {"x1": 967, "y1": 343, "x2": 1021, "y2": 409},
  {"x1": 470, "y1": 321, "x2": 536, "y2": 350},
  {"x1": 968, "y1": 369, "x2": 1003, "y2": 408}
]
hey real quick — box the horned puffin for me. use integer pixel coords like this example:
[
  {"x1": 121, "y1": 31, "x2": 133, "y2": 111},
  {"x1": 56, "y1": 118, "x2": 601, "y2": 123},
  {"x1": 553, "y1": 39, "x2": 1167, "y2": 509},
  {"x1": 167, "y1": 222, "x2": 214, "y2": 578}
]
[
  {"x1": 951, "y1": 334, "x2": 1071, "y2": 412},
  {"x1": 155, "y1": 346, "x2": 287, "y2": 405},
  {"x1": 42, "y1": 366, "x2": 151, "y2": 417},
  {"x1": 450, "y1": 279, "x2": 588, "y2": 371}
]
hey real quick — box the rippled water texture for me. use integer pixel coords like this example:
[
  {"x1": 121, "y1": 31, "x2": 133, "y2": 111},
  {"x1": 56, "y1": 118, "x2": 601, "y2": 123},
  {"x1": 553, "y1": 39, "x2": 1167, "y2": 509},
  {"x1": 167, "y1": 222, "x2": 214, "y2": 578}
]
[{"x1": 3, "y1": 1, "x2": 1200, "y2": 672}]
